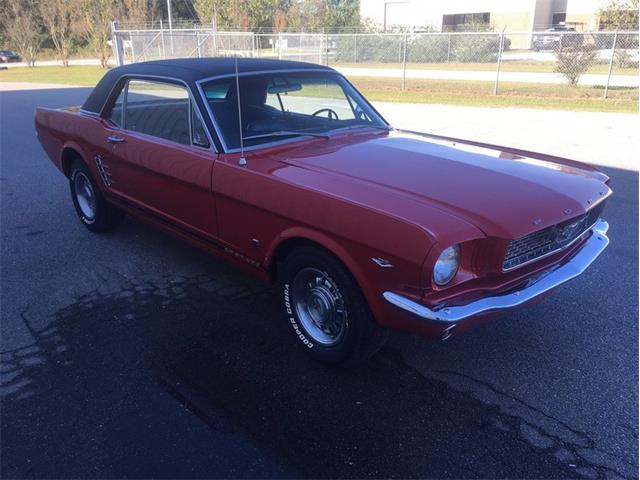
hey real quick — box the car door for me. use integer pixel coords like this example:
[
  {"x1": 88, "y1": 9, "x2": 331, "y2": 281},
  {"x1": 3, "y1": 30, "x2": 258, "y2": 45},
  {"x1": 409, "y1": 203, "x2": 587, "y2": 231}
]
[{"x1": 103, "y1": 77, "x2": 218, "y2": 239}]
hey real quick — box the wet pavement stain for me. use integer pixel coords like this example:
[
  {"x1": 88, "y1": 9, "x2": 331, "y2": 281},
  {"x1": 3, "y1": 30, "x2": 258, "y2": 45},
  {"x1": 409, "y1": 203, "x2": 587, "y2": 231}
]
[{"x1": 1, "y1": 275, "x2": 591, "y2": 478}]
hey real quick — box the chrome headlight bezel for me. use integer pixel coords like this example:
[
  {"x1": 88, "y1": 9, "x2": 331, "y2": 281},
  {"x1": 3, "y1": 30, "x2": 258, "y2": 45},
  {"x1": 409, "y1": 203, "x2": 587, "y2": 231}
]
[{"x1": 433, "y1": 244, "x2": 460, "y2": 286}]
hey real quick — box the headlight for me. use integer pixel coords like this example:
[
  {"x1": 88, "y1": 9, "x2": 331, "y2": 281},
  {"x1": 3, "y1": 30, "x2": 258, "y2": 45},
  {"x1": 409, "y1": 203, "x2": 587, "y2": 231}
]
[{"x1": 433, "y1": 245, "x2": 460, "y2": 286}]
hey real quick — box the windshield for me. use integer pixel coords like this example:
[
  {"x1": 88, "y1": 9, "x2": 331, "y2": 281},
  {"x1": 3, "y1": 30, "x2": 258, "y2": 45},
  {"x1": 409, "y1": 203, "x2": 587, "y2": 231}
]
[{"x1": 200, "y1": 71, "x2": 388, "y2": 150}]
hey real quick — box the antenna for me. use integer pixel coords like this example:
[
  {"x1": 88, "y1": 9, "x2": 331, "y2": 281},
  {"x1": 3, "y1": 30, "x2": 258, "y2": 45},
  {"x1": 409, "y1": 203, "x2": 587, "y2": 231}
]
[{"x1": 234, "y1": 57, "x2": 247, "y2": 167}]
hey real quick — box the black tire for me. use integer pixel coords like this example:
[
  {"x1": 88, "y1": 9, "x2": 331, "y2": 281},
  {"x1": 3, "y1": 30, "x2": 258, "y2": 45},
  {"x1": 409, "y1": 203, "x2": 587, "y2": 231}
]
[
  {"x1": 278, "y1": 246, "x2": 387, "y2": 367},
  {"x1": 69, "y1": 159, "x2": 124, "y2": 233}
]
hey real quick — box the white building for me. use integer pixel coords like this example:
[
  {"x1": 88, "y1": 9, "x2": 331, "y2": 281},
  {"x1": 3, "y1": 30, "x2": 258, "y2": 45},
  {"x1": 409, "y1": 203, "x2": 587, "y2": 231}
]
[{"x1": 360, "y1": 0, "x2": 611, "y2": 33}]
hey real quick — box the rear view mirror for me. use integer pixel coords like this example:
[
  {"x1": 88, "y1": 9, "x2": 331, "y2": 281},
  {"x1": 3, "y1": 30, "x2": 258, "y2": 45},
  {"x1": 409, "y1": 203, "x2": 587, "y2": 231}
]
[{"x1": 268, "y1": 83, "x2": 302, "y2": 94}]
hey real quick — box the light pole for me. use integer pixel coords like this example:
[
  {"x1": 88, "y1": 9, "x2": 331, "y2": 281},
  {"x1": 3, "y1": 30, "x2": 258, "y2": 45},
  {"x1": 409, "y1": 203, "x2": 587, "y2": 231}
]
[
  {"x1": 383, "y1": 1, "x2": 409, "y2": 33},
  {"x1": 167, "y1": 0, "x2": 174, "y2": 54}
]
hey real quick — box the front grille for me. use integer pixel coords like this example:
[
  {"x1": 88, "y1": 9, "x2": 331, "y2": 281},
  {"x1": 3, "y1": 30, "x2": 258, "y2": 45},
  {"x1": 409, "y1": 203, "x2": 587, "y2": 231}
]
[{"x1": 503, "y1": 201, "x2": 605, "y2": 271}]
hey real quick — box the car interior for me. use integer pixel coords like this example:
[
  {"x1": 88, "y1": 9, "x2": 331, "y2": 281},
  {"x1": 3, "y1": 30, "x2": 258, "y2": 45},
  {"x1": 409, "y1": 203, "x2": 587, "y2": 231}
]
[{"x1": 204, "y1": 74, "x2": 381, "y2": 149}]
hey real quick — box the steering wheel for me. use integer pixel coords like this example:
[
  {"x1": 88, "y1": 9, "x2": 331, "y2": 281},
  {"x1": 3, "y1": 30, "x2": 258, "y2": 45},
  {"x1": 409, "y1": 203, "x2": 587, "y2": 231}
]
[{"x1": 312, "y1": 108, "x2": 339, "y2": 120}]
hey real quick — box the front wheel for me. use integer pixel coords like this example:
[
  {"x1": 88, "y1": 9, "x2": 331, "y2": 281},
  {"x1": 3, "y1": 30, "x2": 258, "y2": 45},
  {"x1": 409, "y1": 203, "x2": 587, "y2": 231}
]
[
  {"x1": 69, "y1": 160, "x2": 124, "y2": 233},
  {"x1": 279, "y1": 247, "x2": 387, "y2": 367}
]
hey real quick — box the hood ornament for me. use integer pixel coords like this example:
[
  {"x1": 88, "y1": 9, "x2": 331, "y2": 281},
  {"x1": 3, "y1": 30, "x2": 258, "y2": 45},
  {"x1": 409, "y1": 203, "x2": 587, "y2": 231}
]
[{"x1": 563, "y1": 208, "x2": 573, "y2": 215}]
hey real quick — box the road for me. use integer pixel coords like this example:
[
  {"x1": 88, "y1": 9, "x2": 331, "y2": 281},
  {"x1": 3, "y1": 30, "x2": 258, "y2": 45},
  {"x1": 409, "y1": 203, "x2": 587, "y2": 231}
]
[{"x1": 0, "y1": 86, "x2": 638, "y2": 478}]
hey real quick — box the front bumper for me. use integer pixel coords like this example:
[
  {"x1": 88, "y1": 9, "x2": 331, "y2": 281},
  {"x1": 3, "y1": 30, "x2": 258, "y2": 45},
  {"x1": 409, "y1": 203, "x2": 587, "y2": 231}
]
[{"x1": 383, "y1": 218, "x2": 609, "y2": 324}]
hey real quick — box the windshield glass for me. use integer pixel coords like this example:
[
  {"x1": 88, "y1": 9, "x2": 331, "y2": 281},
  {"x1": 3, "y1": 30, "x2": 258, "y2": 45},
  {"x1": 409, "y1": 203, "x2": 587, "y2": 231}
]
[{"x1": 200, "y1": 72, "x2": 387, "y2": 150}]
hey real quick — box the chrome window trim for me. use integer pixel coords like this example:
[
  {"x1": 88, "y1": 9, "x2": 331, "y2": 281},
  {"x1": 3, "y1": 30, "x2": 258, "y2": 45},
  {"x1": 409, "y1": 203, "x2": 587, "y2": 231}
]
[
  {"x1": 98, "y1": 73, "x2": 217, "y2": 153},
  {"x1": 195, "y1": 68, "x2": 391, "y2": 154}
]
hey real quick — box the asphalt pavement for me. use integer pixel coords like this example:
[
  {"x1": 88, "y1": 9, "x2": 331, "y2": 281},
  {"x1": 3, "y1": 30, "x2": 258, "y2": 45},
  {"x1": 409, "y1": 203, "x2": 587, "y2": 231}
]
[{"x1": 1, "y1": 86, "x2": 637, "y2": 478}]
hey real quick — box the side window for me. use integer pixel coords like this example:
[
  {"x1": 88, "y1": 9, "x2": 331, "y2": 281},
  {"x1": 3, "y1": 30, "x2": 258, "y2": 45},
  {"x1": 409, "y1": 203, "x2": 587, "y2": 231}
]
[
  {"x1": 124, "y1": 80, "x2": 191, "y2": 145},
  {"x1": 108, "y1": 87, "x2": 125, "y2": 127},
  {"x1": 191, "y1": 103, "x2": 210, "y2": 148}
]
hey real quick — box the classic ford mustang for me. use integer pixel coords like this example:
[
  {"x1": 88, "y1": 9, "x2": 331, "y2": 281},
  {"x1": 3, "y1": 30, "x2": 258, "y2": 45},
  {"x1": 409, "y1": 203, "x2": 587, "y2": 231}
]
[{"x1": 35, "y1": 58, "x2": 611, "y2": 365}]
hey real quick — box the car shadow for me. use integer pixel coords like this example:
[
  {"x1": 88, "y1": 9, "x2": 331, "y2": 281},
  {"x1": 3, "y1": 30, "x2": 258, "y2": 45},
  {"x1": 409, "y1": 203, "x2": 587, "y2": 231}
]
[{"x1": 2, "y1": 268, "x2": 581, "y2": 478}]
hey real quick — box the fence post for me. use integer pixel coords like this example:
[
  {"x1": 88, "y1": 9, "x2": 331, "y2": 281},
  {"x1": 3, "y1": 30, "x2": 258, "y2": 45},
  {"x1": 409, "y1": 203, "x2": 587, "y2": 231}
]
[
  {"x1": 603, "y1": 30, "x2": 618, "y2": 99},
  {"x1": 354, "y1": 35, "x2": 357, "y2": 63},
  {"x1": 252, "y1": 32, "x2": 256, "y2": 58},
  {"x1": 130, "y1": 32, "x2": 136, "y2": 63},
  {"x1": 325, "y1": 33, "x2": 330, "y2": 66},
  {"x1": 160, "y1": 19, "x2": 166, "y2": 58},
  {"x1": 401, "y1": 31, "x2": 408, "y2": 91},
  {"x1": 447, "y1": 33, "x2": 451, "y2": 62},
  {"x1": 493, "y1": 29, "x2": 505, "y2": 95},
  {"x1": 196, "y1": 26, "x2": 201, "y2": 58},
  {"x1": 278, "y1": 32, "x2": 283, "y2": 59},
  {"x1": 111, "y1": 21, "x2": 124, "y2": 66},
  {"x1": 212, "y1": 19, "x2": 218, "y2": 55}
]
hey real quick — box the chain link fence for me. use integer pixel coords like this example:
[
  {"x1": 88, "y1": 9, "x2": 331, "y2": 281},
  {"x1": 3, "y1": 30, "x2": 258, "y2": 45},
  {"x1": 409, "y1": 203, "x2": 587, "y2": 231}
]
[{"x1": 111, "y1": 23, "x2": 638, "y2": 101}]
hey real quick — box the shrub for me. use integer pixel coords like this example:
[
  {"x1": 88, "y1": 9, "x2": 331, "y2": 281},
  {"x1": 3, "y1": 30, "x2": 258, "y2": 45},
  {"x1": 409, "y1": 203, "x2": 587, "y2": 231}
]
[
  {"x1": 614, "y1": 48, "x2": 638, "y2": 68},
  {"x1": 406, "y1": 35, "x2": 449, "y2": 63},
  {"x1": 554, "y1": 45, "x2": 598, "y2": 86},
  {"x1": 334, "y1": 34, "x2": 403, "y2": 63},
  {"x1": 450, "y1": 34, "x2": 503, "y2": 63}
]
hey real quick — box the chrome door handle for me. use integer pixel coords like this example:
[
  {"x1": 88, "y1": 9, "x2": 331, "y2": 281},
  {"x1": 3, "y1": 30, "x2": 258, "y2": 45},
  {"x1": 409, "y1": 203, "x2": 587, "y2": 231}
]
[{"x1": 107, "y1": 135, "x2": 125, "y2": 144}]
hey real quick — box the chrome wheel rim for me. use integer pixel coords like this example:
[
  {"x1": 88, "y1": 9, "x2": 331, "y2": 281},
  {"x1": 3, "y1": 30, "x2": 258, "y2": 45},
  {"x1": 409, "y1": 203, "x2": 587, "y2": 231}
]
[
  {"x1": 291, "y1": 267, "x2": 347, "y2": 346},
  {"x1": 74, "y1": 172, "x2": 96, "y2": 220}
]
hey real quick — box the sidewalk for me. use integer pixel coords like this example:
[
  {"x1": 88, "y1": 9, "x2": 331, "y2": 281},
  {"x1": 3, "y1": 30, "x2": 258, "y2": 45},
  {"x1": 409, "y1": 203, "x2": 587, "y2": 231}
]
[
  {"x1": 376, "y1": 101, "x2": 639, "y2": 171},
  {"x1": 336, "y1": 66, "x2": 639, "y2": 88}
]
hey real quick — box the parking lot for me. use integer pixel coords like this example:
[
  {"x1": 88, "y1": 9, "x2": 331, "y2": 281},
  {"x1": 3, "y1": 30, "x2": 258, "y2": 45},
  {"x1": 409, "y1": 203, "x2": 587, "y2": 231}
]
[{"x1": 1, "y1": 86, "x2": 638, "y2": 478}]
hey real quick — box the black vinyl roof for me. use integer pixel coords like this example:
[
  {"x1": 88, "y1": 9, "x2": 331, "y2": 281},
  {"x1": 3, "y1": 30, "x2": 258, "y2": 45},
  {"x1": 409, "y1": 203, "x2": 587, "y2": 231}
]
[{"x1": 82, "y1": 58, "x2": 334, "y2": 113}]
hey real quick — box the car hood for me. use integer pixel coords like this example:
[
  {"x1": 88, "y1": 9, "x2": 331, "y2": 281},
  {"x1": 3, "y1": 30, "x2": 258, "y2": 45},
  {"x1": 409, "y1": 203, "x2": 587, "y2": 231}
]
[{"x1": 275, "y1": 130, "x2": 610, "y2": 239}]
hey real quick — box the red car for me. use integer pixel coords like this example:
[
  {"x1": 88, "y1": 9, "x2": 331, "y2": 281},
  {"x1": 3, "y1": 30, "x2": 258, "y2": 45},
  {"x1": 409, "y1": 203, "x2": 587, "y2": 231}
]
[{"x1": 35, "y1": 58, "x2": 611, "y2": 366}]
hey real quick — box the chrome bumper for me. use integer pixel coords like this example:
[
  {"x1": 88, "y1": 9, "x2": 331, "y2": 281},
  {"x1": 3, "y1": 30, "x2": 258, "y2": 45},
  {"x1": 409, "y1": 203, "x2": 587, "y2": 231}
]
[{"x1": 383, "y1": 218, "x2": 609, "y2": 324}]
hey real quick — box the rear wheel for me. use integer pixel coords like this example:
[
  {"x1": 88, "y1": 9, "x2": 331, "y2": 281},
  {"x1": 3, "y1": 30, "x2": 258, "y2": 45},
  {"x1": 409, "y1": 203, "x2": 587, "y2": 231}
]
[
  {"x1": 69, "y1": 160, "x2": 123, "y2": 233},
  {"x1": 279, "y1": 246, "x2": 387, "y2": 367}
]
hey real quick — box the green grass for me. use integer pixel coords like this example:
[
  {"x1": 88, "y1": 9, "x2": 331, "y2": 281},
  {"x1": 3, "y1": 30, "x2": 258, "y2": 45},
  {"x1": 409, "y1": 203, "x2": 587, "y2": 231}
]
[
  {"x1": 1, "y1": 65, "x2": 636, "y2": 113},
  {"x1": 351, "y1": 76, "x2": 638, "y2": 113},
  {"x1": 0, "y1": 65, "x2": 107, "y2": 85}
]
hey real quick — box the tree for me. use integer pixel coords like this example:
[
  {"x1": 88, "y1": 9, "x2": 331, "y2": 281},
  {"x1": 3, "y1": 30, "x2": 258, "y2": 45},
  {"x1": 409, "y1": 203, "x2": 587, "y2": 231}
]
[
  {"x1": 39, "y1": 0, "x2": 79, "y2": 66},
  {"x1": 5, "y1": 0, "x2": 44, "y2": 67},
  {"x1": 327, "y1": 0, "x2": 360, "y2": 31},
  {"x1": 598, "y1": 0, "x2": 639, "y2": 29},
  {"x1": 78, "y1": 0, "x2": 122, "y2": 68},
  {"x1": 286, "y1": 0, "x2": 335, "y2": 31},
  {"x1": 122, "y1": 0, "x2": 161, "y2": 25},
  {"x1": 195, "y1": 0, "x2": 287, "y2": 30},
  {"x1": 285, "y1": 0, "x2": 360, "y2": 32},
  {"x1": 273, "y1": 10, "x2": 288, "y2": 31}
]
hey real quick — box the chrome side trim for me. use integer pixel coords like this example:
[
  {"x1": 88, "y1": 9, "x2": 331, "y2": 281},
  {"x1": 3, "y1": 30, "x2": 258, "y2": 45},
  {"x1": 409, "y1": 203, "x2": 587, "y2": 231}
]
[
  {"x1": 383, "y1": 219, "x2": 609, "y2": 324},
  {"x1": 372, "y1": 257, "x2": 394, "y2": 268}
]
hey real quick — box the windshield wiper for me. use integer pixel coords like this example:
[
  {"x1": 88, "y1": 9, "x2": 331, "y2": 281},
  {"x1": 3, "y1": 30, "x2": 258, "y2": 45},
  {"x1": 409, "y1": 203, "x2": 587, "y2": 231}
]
[
  {"x1": 243, "y1": 130, "x2": 330, "y2": 141},
  {"x1": 332, "y1": 124, "x2": 392, "y2": 133}
]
